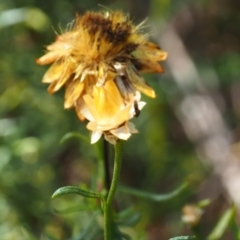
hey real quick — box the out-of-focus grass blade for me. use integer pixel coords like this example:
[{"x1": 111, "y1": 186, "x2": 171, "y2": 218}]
[
  {"x1": 169, "y1": 236, "x2": 196, "y2": 240},
  {"x1": 116, "y1": 212, "x2": 142, "y2": 226},
  {"x1": 60, "y1": 132, "x2": 89, "y2": 144},
  {"x1": 52, "y1": 186, "x2": 103, "y2": 200},
  {"x1": 87, "y1": 229, "x2": 102, "y2": 240},
  {"x1": 117, "y1": 207, "x2": 135, "y2": 219},
  {"x1": 118, "y1": 182, "x2": 188, "y2": 201},
  {"x1": 67, "y1": 211, "x2": 101, "y2": 240},
  {"x1": 198, "y1": 198, "x2": 211, "y2": 208},
  {"x1": 20, "y1": 226, "x2": 38, "y2": 240},
  {"x1": 43, "y1": 232, "x2": 58, "y2": 240},
  {"x1": 116, "y1": 232, "x2": 131, "y2": 240},
  {"x1": 54, "y1": 204, "x2": 94, "y2": 214},
  {"x1": 229, "y1": 216, "x2": 240, "y2": 240},
  {"x1": 207, "y1": 206, "x2": 236, "y2": 240}
]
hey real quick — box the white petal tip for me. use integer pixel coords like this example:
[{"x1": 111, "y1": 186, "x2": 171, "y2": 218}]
[{"x1": 91, "y1": 131, "x2": 102, "y2": 144}]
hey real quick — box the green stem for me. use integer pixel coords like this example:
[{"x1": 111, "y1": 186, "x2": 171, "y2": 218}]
[
  {"x1": 95, "y1": 139, "x2": 105, "y2": 191},
  {"x1": 103, "y1": 139, "x2": 111, "y2": 191},
  {"x1": 104, "y1": 140, "x2": 124, "y2": 240}
]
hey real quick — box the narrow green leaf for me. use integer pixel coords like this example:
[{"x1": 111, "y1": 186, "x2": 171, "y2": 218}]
[
  {"x1": 52, "y1": 186, "x2": 103, "y2": 200},
  {"x1": 207, "y1": 206, "x2": 236, "y2": 240},
  {"x1": 60, "y1": 132, "x2": 89, "y2": 144},
  {"x1": 169, "y1": 237, "x2": 196, "y2": 240},
  {"x1": 118, "y1": 182, "x2": 188, "y2": 202}
]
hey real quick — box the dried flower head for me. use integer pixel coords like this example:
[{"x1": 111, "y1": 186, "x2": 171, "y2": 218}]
[{"x1": 36, "y1": 10, "x2": 167, "y2": 144}]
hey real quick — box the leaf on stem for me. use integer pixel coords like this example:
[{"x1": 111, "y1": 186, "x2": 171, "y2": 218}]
[
  {"x1": 52, "y1": 186, "x2": 103, "y2": 200},
  {"x1": 118, "y1": 182, "x2": 188, "y2": 202},
  {"x1": 60, "y1": 132, "x2": 89, "y2": 144}
]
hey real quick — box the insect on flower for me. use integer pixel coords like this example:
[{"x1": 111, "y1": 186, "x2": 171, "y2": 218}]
[{"x1": 36, "y1": 10, "x2": 167, "y2": 144}]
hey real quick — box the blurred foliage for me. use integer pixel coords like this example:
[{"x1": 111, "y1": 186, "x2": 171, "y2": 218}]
[{"x1": 1, "y1": 0, "x2": 240, "y2": 239}]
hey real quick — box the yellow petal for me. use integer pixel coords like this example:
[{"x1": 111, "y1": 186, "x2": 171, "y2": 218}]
[
  {"x1": 75, "y1": 98, "x2": 86, "y2": 121},
  {"x1": 74, "y1": 64, "x2": 87, "y2": 80},
  {"x1": 47, "y1": 81, "x2": 58, "y2": 94},
  {"x1": 83, "y1": 94, "x2": 101, "y2": 122},
  {"x1": 83, "y1": 85, "x2": 132, "y2": 129},
  {"x1": 133, "y1": 59, "x2": 165, "y2": 73},
  {"x1": 36, "y1": 51, "x2": 61, "y2": 65},
  {"x1": 47, "y1": 74, "x2": 70, "y2": 93},
  {"x1": 108, "y1": 104, "x2": 132, "y2": 127},
  {"x1": 96, "y1": 62, "x2": 108, "y2": 87},
  {"x1": 126, "y1": 65, "x2": 156, "y2": 98},
  {"x1": 64, "y1": 80, "x2": 85, "y2": 108},
  {"x1": 86, "y1": 121, "x2": 98, "y2": 131},
  {"x1": 136, "y1": 42, "x2": 167, "y2": 62},
  {"x1": 48, "y1": 63, "x2": 74, "y2": 93},
  {"x1": 132, "y1": 41, "x2": 167, "y2": 73},
  {"x1": 102, "y1": 80, "x2": 124, "y2": 108},
  {"x1": 42, "y1": 62, "x2": 65, "y2": 83},
  {"x1": 91, "y1": 81, "x2": 124, "y2": 120},
  {"x1": 85, "y1": 103, "x2": 132, "y2": 131},
  {"x1": 76, "y1": 112, "x2": 85, "y2": 121},
  {"x1": 47, "y1": 32, "x2": 74, "y2": 51},
  {"x1": 37, "y1": 32, "x2": 76, "y2": 65}
]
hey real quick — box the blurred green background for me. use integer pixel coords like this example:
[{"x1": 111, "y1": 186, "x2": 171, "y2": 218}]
[{"x1": 1, "y1": 0, "x2": 240, "y2": 239}]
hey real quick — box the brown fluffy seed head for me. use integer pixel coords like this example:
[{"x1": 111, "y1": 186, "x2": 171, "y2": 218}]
[{"x1": 37, "y1": 11, "x2": 143, "y2": 66}]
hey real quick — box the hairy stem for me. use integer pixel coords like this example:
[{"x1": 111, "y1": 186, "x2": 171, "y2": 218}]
[
  {"x1": 104, "y1": 140, "x2": 124, "y2": 240},
  {"x1": 103, "y1": 139, "x2": 111, "y2": 191}
]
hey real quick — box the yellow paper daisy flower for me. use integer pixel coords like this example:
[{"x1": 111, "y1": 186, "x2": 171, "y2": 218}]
[{"x1": 36, "y1": 10, "x2": 167, "y2": 144}]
